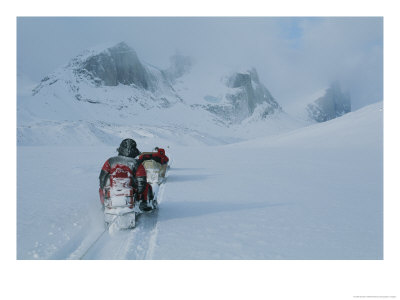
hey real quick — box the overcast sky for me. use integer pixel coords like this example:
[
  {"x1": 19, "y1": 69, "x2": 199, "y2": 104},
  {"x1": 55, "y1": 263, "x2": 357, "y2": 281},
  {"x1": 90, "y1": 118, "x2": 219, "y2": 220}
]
[{"x1": 17, "y1": 17, "x2": 383, "y2": 111}]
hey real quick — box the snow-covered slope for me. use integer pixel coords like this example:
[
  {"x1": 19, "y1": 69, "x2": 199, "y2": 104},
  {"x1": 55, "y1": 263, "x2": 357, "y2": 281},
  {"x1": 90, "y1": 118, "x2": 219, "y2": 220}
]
[{"x1": 17, "y1": 102, "x2": 383, "y2": 259}]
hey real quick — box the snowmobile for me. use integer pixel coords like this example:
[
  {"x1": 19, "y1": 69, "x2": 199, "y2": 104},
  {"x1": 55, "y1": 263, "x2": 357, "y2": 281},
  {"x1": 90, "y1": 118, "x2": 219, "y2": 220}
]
[
  {"x1": 98, "y1": 139, "x2": 160, "y2": 230},
  {"x1": 99, "y1": 169, "x2": 157, "y2": 230}
]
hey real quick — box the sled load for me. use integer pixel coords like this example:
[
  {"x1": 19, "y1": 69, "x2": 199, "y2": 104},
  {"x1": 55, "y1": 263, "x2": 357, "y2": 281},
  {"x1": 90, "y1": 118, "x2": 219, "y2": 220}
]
[{"x1": 139, "y1": 147, "x2": 169, "y2": 185}]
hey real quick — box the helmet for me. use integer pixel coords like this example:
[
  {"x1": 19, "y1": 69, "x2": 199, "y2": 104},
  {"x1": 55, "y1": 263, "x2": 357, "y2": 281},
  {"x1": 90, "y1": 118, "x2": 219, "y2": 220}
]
[{"x1": 117, "y1": 138, "x2": 139, "y2": 158}]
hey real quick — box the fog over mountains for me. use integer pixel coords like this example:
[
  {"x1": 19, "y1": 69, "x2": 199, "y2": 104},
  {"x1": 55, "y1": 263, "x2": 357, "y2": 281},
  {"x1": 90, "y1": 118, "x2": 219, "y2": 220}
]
[
  {"x1": 18, "y1": 42, "x2": 353, "y2": 146},
  {"x1": 307, "y1": 82, "x2": 351, "y2": 122}
]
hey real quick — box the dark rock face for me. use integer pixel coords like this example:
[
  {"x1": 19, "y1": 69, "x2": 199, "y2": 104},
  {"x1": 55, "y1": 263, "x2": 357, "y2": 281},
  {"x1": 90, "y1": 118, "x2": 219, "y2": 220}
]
[
  {"x1": 307, "y1": 82, "x2": 351, "y2": 122},
  {"x1": 215, "y1": 68, "x2": 281, "y2": 122},
  {"x1": 83, "y1": 42, "x2": 150, "y2": 89},
  {"x1": 32, "y1": 42, "x2": 183, "y2": 108}
]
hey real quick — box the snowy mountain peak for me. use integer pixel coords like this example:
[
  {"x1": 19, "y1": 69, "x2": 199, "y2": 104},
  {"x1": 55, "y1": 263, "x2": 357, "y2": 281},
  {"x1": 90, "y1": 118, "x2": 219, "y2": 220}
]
[
  {"x1": 199, "y1": 68, "x2": 282, "y2": 123},
  {"x1": 82, "y1": 42, "x2": 150, "y2": 88},
  {"x1": 31, "y1": 41, "x2": 182, "y2": 111},
  {"x1": 19, "y1": 42, "x2": 306, "y2": 147},
  {"x1": 306, "y1": 82, "x2": 351, "y2": 122}
]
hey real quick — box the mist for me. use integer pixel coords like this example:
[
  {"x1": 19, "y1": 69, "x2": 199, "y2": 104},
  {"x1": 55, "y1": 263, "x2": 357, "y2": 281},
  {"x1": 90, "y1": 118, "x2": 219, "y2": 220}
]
[{"x1": 17, "y1": 17, "x2": 383, "y2": 111}]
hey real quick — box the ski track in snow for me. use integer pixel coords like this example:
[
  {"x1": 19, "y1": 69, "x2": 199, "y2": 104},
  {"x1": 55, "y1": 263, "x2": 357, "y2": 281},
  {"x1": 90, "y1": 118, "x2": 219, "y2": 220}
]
[{"x1": 76, "y1": 173, "x2": 168, "y2": 260}]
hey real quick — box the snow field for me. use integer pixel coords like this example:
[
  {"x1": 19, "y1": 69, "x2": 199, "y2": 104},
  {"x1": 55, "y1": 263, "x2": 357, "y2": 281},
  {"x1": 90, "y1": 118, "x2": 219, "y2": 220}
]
[{"x1": 17, "y1": 103, "x2": 383, "y2": 259}]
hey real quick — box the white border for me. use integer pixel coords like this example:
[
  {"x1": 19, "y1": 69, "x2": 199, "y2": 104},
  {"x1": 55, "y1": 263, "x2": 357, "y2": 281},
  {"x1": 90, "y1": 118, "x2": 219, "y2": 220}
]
[{"x1": 4, "y1": 1, "x2": 399, "y2": 299}]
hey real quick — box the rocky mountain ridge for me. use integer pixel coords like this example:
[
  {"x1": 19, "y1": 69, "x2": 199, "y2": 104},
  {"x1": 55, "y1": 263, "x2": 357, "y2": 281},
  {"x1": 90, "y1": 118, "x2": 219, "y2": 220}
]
[
  {"x1": 31, "y1": 42, "x2": 283, "y2": 125},
  {"x1": 306, "y1": 82, "x2": 351, "y2": 122},
  {"x1": 19, "y1": 42, "x2": 353, "y2": 146}
]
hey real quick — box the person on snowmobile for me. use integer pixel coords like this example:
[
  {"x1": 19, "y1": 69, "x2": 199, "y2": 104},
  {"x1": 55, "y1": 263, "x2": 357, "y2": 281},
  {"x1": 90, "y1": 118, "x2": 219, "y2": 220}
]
[
  {"x1": 139, "y1": 147, "x2": 169, "y2": 165},
  {"x1": 154, "y1": 148, "x2": 169, "y2": 177},
  {"x1": 156, "y1": 148, "x2": 169, "y2": 165},
  {"x1": 99, "y1": 138, "x2": 155, "y2": 212}
]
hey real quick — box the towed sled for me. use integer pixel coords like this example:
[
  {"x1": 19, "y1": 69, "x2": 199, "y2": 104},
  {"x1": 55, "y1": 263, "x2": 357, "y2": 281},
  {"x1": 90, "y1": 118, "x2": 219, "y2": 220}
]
[{"x1": 141, "y1": 151, "x2": 169, "y2": 185}]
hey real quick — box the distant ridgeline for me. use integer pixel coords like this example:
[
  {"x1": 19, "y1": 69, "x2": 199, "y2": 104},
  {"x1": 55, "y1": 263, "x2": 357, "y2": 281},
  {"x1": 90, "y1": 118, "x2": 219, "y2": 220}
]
[
  {"x1": 31, "y1": 41, "x2": 284, "y2": 125},
  {"x1": 19, "y1": 41, "x2": 357, "y2": 147},
  {"x1": 194, "y1": 68, "x2": 282, "y2": 123},
  {"x1": 31, "y1": 41, "x2": 351, "y2": 126},
  {"x1": 307, "y1": 82, "x2": 351, "y2": 123}
]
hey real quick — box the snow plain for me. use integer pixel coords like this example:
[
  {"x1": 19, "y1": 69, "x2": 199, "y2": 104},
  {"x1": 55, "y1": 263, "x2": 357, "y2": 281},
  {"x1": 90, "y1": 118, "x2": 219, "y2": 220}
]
[{"x1": 17, "y1": 102, "x2": 383, "y2": 259}]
